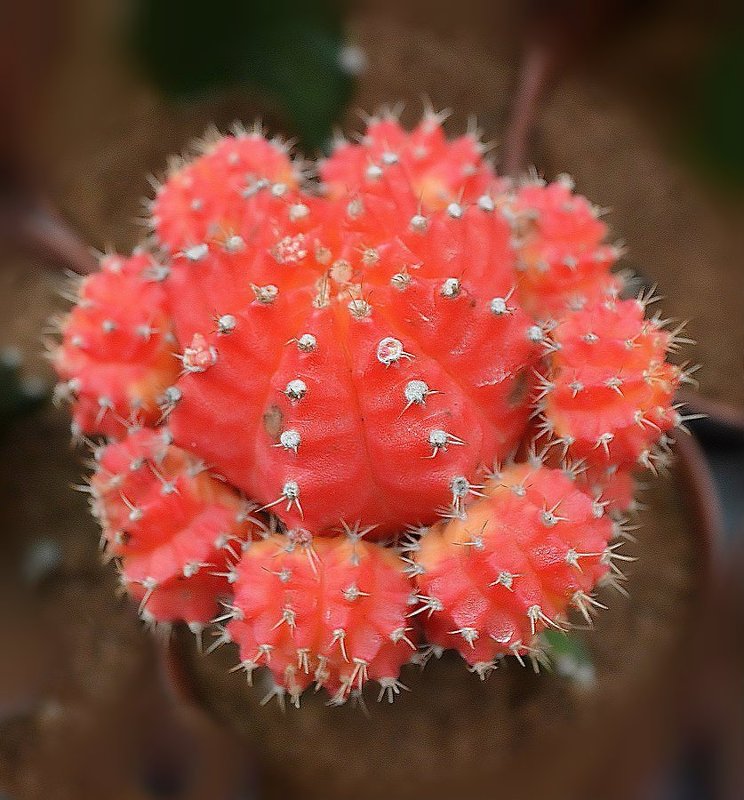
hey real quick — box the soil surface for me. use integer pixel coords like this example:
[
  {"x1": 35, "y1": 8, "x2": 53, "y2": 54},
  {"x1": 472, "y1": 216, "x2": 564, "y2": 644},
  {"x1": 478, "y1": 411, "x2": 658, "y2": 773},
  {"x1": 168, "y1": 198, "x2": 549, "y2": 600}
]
[
  {"x1": 177, "y1": 472, "x2": 699, "y2": 800},
  {"x1": 0, "y1": 402, "x2": 702, "y2": 800}
]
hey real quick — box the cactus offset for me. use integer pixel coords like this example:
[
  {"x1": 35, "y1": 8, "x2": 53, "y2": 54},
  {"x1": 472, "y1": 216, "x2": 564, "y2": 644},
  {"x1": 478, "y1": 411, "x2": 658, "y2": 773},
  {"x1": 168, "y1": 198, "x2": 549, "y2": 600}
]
[
  {"x1": 507, "y1": 176, "x2": 622, "y2": 319},
  {"x1": 536, "y1": 297, "x2": 683, "y2": 473},
  {"x1": 90, "y1": 427, "x2": 257, "y2": 628},
  {"x1": 411, "y1": 463, "x2": 615, "y2": 676},
  {"x1": 152, "y1": 127, "x2": 302, "y2": 255},
  {"x1": 53, "y1": 252, "x2": 178, "y2": 437},
  {"x1": 227, "y1": 531, "x2": 414, "y2": 706},
  {"x1": 52, "y1": 109, "x2": 690, "y2": 705},
  {"x1": 320, "y1": 110, "x2": 498, "y2": 210}
]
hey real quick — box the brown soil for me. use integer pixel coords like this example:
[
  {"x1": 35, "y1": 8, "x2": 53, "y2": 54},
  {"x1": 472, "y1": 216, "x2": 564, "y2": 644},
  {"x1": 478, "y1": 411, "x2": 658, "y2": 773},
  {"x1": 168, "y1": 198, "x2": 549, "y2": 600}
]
[
  {"x1": 175, "y1": 470, "x2": 699, "y2": 800},
  {"x1": 0, "y1": 407, "x2": 252, "y2": 800}
]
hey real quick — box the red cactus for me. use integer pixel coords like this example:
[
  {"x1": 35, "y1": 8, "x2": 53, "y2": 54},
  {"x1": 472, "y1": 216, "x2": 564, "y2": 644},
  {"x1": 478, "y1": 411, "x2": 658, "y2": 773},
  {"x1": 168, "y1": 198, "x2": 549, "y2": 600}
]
[
  {"x1": 90, "y1": 427, "x2": 257, "y2": 627},
  {"x1": 226, "y1": 532, "x2": 415, "y2": 707},
  {"x1": 163, "y1": 147, "x2": 540, "y2": 536},
  {"x1": 320, "y1": 110, "x2": 497, "y2": 211},
  {"x1": 507, "y1": 176, "x2": 622, "y2": 319},
  {"x1": 53, "y1": 252, "x2": 179, "y2": 437},
  {"x1": 52, "y1": 110, "x2": 690, "y2": 704},
  {"x1": 536, "y1": 297, "x2": 683, "y2": 473},
  {"x1": 412, "y1": 463, "x2": 615, "y2": 675},
  {"x1": 152, "y1": 127, "x2": 301, "y2": 254}
]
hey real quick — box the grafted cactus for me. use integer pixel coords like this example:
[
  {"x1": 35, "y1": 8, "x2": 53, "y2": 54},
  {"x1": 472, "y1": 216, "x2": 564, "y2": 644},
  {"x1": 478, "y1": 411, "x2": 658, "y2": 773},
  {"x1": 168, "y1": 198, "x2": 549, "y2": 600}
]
[{"x1": 53, "y1": 110, "x2": 691, "y2": 705}]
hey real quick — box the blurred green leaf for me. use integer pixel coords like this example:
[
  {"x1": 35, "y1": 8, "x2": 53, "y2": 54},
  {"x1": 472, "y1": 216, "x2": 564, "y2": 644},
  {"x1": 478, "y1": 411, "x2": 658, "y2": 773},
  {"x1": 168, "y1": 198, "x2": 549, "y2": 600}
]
[
  {"x1": 541, "y1": 630, "x2": 596, "y2": 688},
  {"x1": 0, "y1": 348, "x2": 47, "y2": 432},
  {"x1": 130, "y1": 0, "x2": 354, "y2": 150},
  {"x1": 686, "y1": 25, "x2": 744, "y2": 190}
]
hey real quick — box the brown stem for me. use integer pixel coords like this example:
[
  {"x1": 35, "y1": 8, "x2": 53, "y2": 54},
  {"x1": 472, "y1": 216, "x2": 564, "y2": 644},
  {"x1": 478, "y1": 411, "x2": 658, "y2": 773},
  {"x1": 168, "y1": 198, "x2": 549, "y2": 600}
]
[
  {"x1": 0, "y1": 192, "x2": 97, "y2": 275},
  {"x1": 502, "y1": 42, "x2": 555, "y2": 178}
]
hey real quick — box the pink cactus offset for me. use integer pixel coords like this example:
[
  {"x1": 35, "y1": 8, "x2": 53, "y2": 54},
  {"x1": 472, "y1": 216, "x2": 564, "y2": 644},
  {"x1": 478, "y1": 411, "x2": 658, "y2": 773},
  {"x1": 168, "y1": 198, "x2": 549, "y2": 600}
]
[
  {"x1": 53, "y1": 110, "x2": 691, "y2": 705},
  {"x1": 227, "y1": 532, "x2": 414, "y2": 708},
  {"x1": 89, "y1": 426, "x2": 257, "y2": 630},
  {"x1": 412, "y1": 463, "x2": 616, "y2": 675}
]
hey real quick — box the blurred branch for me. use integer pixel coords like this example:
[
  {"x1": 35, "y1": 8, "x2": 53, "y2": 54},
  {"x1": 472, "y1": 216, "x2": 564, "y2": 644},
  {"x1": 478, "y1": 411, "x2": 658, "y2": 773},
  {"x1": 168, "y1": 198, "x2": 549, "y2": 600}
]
[
  {"x1": 0, "y1": 1, "x2": 97, "y2": 274},
  {"x1": 503, "y1": 0, "x2": 744, "y2": 192},
  {"x1": 503, "y1": 0, "x2": 658, "y2": 176}
]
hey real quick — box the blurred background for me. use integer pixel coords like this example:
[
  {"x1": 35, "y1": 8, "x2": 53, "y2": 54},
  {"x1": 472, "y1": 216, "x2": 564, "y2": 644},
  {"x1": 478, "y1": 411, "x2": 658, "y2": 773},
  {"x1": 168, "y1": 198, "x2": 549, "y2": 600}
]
[{"x1": 0, "y1": 0, "x2": 742, "y2": 798}]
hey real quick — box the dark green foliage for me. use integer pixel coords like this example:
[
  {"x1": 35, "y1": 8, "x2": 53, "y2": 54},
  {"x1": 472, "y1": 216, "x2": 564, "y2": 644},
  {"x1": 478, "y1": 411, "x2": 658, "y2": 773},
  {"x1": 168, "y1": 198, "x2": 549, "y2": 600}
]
[
  {"x1": 687, "y1": 27, "x2": 744, "y2": 190},
  {"x1": 542, "y1": 629, "x2": 596, "y2": 686},
  {"x1": 0, "y1": 349, "x2": 47, "y2": 432},
  {"x1": 131, "y1": 0, "x2": 355, "y2": 151}
]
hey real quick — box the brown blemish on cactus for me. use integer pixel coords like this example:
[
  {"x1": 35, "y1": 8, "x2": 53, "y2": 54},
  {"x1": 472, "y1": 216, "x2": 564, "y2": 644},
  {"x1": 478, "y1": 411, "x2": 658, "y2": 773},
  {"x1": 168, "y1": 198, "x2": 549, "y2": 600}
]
[
  {"x1": 263, "y1": 405, "x2": 284, "y2": 439},
  {"x1": 508, "y1": 369, "x2": 529, "y2": 407}
]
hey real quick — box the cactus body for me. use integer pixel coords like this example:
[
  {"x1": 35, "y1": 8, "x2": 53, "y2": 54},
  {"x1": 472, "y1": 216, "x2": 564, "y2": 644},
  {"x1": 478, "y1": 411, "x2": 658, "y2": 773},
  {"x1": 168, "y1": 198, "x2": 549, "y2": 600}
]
[
  {"x1": 54, "y1": 110, "x2": 688, "y2": 704},
  {"x1": 538, "y1": 298, "x2": 681, "y2": 472},
  {"x1": 228, "y1": 533, "x2": 414, "y2": 705},
  {"x1": 54, "y1": 253, "x2": 178, "y2": 437},
  {"x1": 90, "y1": 428, "x2": 256, "y2": 626},
  {"x1": 412, "y1": 464, "x2": 613, "y2": 673}
]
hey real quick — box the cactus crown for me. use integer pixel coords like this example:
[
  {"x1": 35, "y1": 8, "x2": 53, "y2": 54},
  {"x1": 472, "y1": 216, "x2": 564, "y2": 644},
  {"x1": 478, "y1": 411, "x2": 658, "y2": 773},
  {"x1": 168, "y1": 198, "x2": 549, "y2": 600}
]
[{"x1": 52, "y1": 109, "x2": 690, "y2": 705}]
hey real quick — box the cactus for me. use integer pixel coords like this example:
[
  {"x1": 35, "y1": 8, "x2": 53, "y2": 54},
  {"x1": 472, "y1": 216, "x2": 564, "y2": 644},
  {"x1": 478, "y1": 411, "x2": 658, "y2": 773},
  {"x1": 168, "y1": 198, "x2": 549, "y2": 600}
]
[
  {"x1": 507, "y1": 176, "x2": 622, "y2": 319},
  {"x1": 53, "y1": 109, "x2": 690, "y2": 704},
  {"x1": 536, "y1": 297, "x2": 684, "y2": 472},
  {"x1": 227, "y1": 531, "x2": 414, "y2": 707},
  {"x1": 410, "y1": 463, "x2": 614, "y2": 677},
  {"x1": 152, "y1": 129, "x2": 301, "y2": 254},
  {"x1": 320, "y1": 110, "x2": 497, "y2": 209},
  {"x1": 146, "y1": 124, "x2": 541, "y2": 536},
  {"x1": 52, "y1": 252, "x2": 179, "y2": 438},
  {"x1": 89, "y1": 427, "x2": 257, "y2": 631}
]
